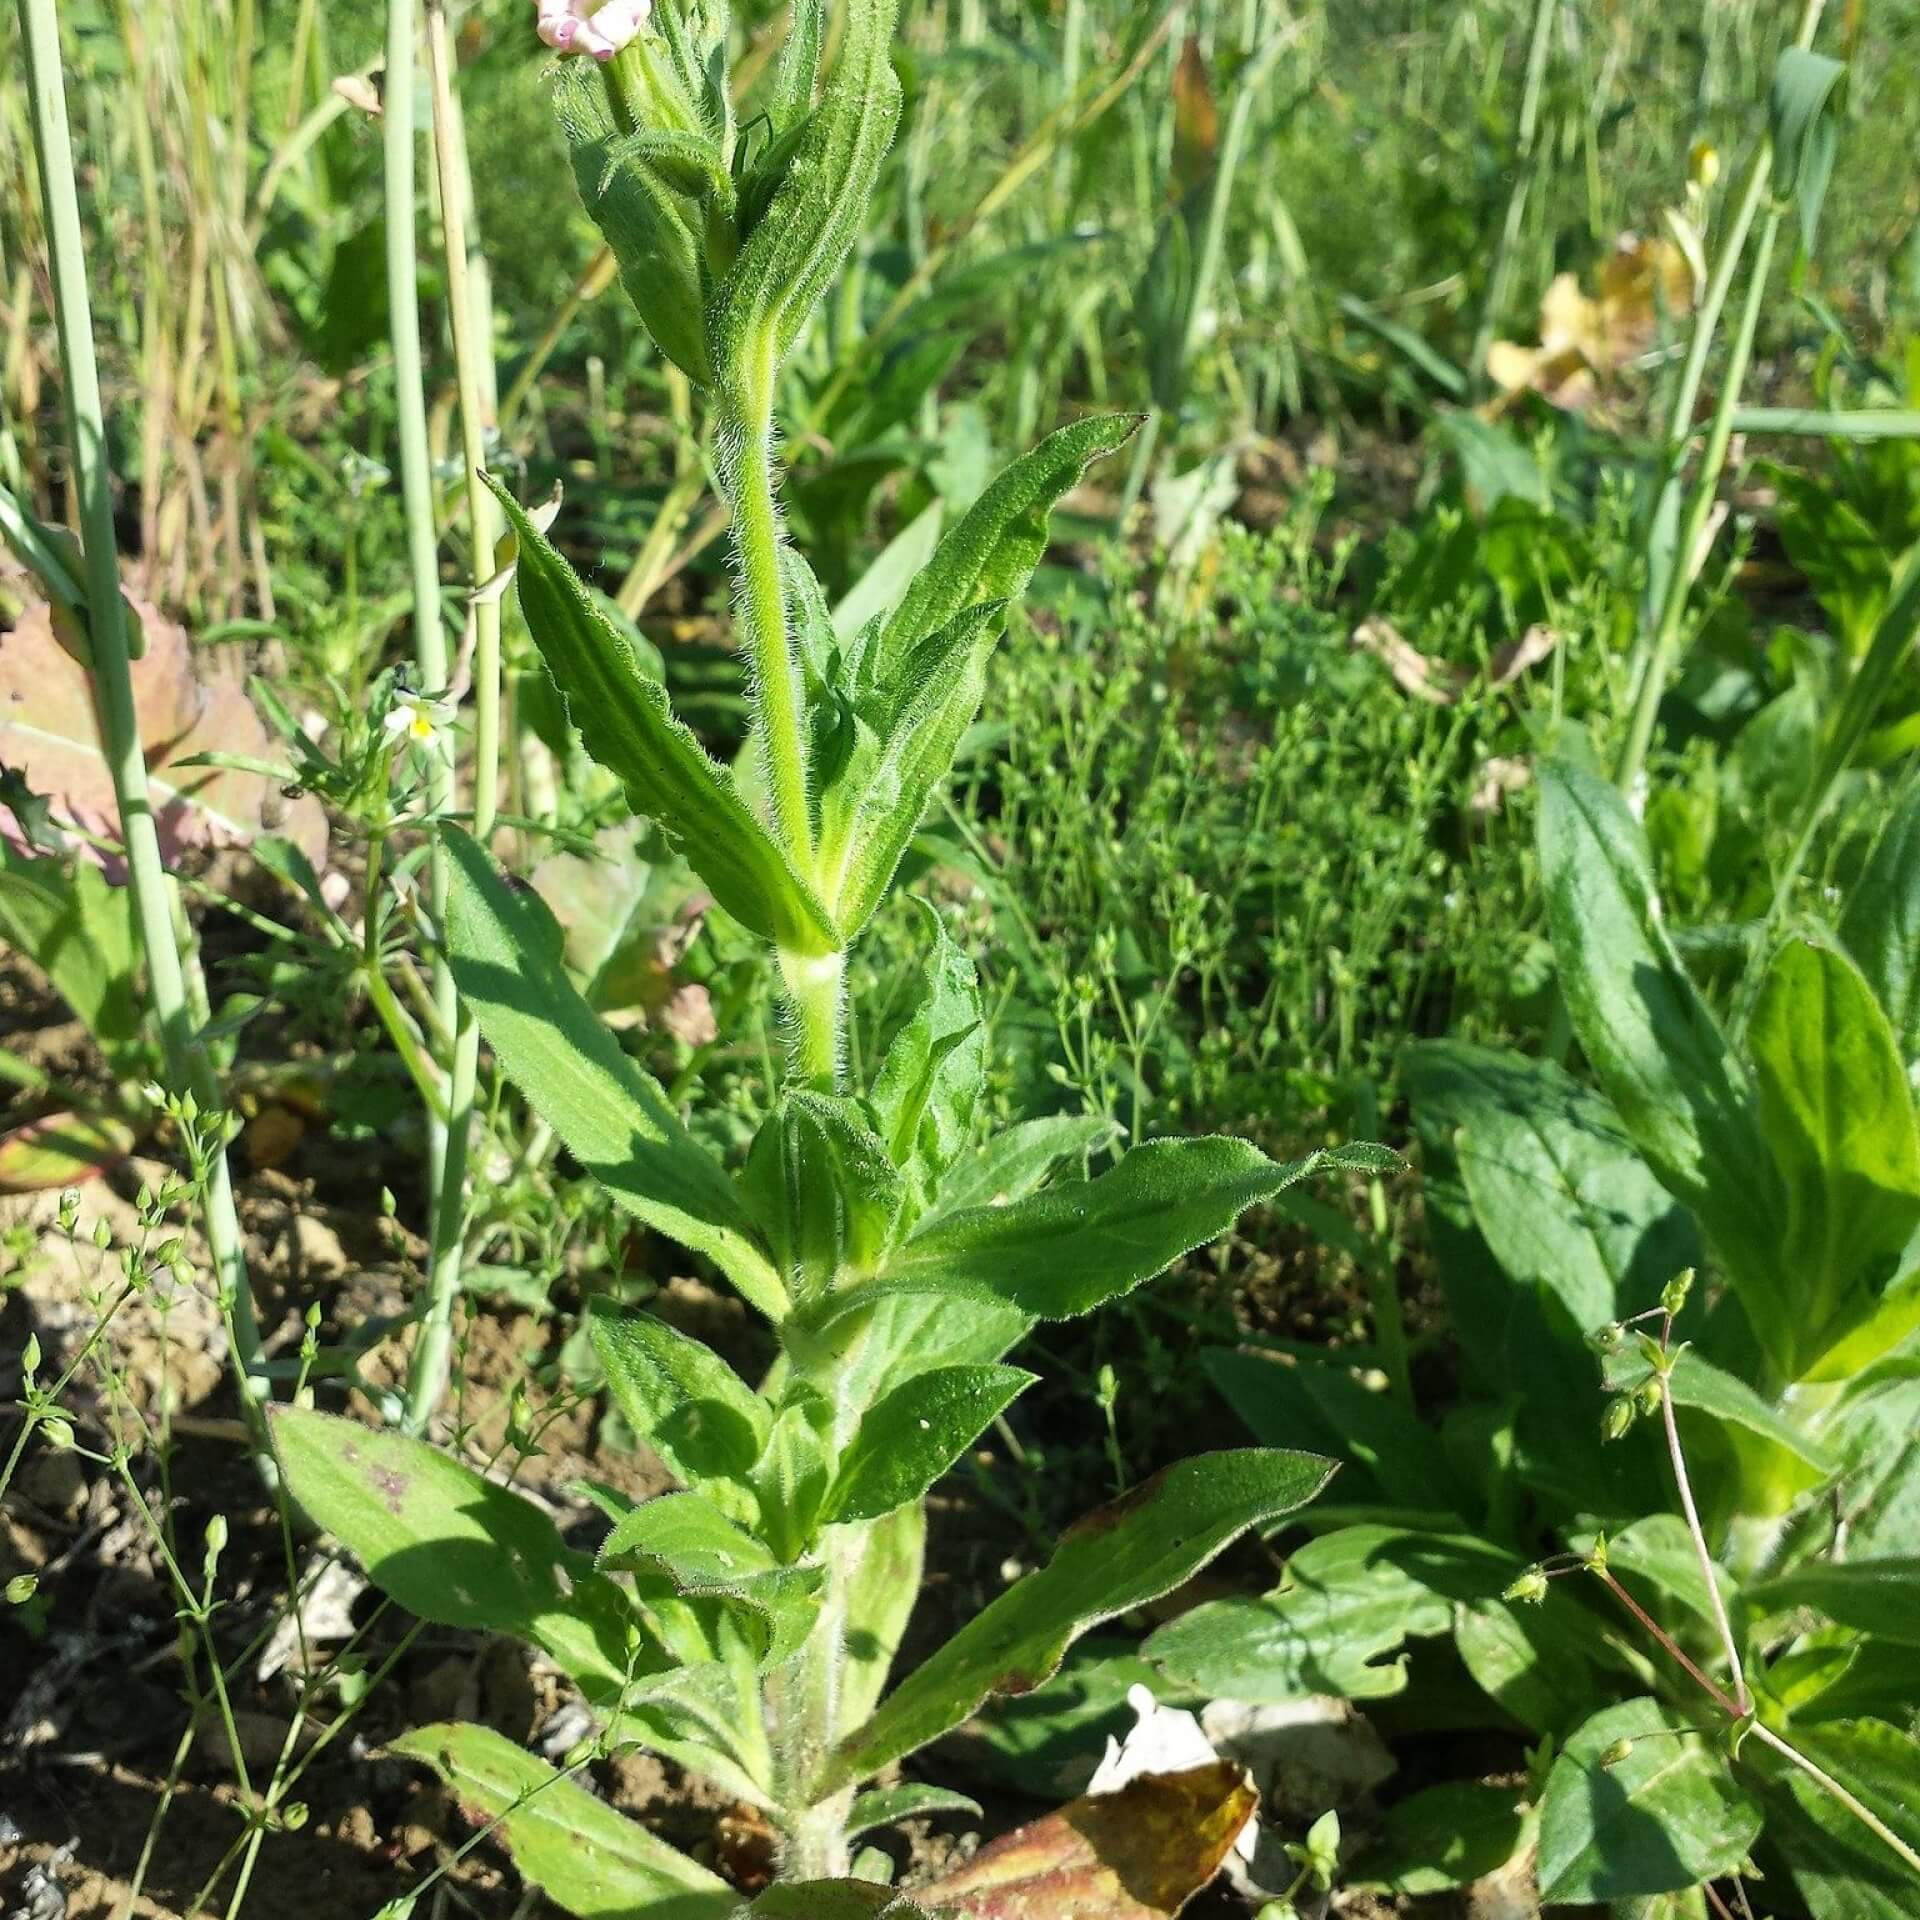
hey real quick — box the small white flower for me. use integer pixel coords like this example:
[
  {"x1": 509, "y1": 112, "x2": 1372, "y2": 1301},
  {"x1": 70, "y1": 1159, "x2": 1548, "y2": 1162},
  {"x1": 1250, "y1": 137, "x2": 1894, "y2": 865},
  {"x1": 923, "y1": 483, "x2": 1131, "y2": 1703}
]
[
  {"x1": 383, "y1": 693, "x2": 454, "y2": 749},
  {"x1": 535, "y1": 0, "x2": 650, "y2": 60}
]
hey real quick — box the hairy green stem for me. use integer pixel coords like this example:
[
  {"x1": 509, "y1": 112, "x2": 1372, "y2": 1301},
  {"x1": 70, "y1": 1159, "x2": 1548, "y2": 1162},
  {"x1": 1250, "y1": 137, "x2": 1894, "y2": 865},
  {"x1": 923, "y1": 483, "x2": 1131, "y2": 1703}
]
[
  {"x1": 17, "y1": 0, "x2": 269, "y2": 1426},
  {"x1": 405, "y1": 0, "x2": 503, "y2": 1433},
  {"x1": 723, "y1": 346, "x2": 815, "y2": 872}
]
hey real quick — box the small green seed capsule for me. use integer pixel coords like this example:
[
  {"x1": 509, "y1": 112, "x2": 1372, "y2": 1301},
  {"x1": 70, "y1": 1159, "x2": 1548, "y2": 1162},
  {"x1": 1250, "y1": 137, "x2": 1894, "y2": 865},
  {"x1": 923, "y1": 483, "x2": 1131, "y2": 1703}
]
[
  {"x1": 6, "y1": 1574, "x2": 38, "y2": 1604},
  {"x1": 1636, "y1": 1379, "x2": 1665, "y2": 1418},
  {"x1": 1600, "y1": 1737, "x2": 1635, "y2": 1767},
  {"x1": 1602, "y1": 1397, "x2": 1636, "y2": 1442},
  {"x1": 1661, "y1": 1267, "x2": 1695, "y2": 1317},
  {"x1": 205, "y1": 1513, "x2": 229, "y2": 1560},
  {"x1": 21, "y1": 1333, "x2": 40, "y2": 1379},
  {"x1": 92, "y1": 1217, "x2": 113, "y2": 1251}
]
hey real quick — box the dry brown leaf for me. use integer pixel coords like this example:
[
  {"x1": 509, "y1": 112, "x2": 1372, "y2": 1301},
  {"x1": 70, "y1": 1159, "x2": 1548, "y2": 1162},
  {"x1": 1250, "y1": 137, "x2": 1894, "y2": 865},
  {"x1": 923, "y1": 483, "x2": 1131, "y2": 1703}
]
[
  {"x1": 918, "y1": 1762, "x2": 1257, "y2": 1919},
  {"x1": 1350, "y1": 617, "x2": 1466, "y2": 706},
  {"x1": 0, "y1": 600, "x2": 327, "y2": 871},
  {"x1": 1469, "y1": 755, "x2": 1533, "y2": 815},
  {"x1": 1488, "y1": 624, "x2": 1558, "y2": 686}
]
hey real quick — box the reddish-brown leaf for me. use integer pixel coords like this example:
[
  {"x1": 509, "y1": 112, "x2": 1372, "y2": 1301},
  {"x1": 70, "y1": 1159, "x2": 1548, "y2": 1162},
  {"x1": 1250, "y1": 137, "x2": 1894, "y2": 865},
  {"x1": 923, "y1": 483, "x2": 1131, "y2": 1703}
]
[
  {"x1": 919, "y1": 1762, "x2": 1257, "y2": 1919},
  {"x1": 0, "y1": 600, "x2": 327, "y2": 871}
]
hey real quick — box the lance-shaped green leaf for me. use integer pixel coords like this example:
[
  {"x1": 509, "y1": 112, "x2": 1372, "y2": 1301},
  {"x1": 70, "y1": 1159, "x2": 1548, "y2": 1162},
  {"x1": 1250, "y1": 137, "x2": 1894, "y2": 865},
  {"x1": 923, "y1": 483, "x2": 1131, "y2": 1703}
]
[
  {"x1": 713, "y1": 0, "x2": 900, "y2": 371},
  {"x1": 826, "y1": 1364, "x2": 1036, "y2": 1523},
  {"x1": 741, "y1": 1092, "x2": 902, "y2": 1295},
  {"x1": 820, "y1": 1447, "x2": 1334, "y2": 1790},
  {"x1": 486, "y1": 476, "x2": 838, "y2": 956},
  {"x1": 390, "y1": 1722, "x2": 736, "y2": 1920},
  {"x1": 444, "y1": 828, "x2": 786, "y2": 1318},
  {"x1": 810, "y1": 1139, "x2": 1398, "y2": 1332},
  {"x1": 600, "y1": 1490, "x2": 822, "y2": 1665},
  {"x1": 590, "y1": 1299, "x2": 768, "y2": 1520},
  {"x1": 749, "y1": 1886, "x2": 928, "y2": 1919},
  {"x1": 868, "y1": 906, "x2": 985, "y2": 1206},
  {"x1": 842, "y1": 1498, "x2": 926, "y2": 1734},
  {"x1": 929, "y1": 1114, "x2": 1118, "y2": 1218},
  {"x1": 1537, "y1": 763, "x2": 1788, "y2": 1358},
  {"x1": 1536, "y1": 1697, "x2": 1762, "y2": 1904},
  {"x1": 271, "y1": 1409, "x2": 637, "y2": 1703},
  {"x1": 1749, "y1": 937, "x2": 1920, "y2": 1378},
  {"x1": 846, "y1": 1783, "x2": 982, "y2": 1840},
  {"x1": 552, "y1": 62, "x2": 713, "y2": 386},
  {"x1": 1842, "y1": 780, "x2": 1920, "y2": 1064},
  {"x1": 879, "y1": 414, "x2": 1139, "y2": 669},
  {"x1": 828, "y1": 603, "x2": 1005, "y2": 933}
]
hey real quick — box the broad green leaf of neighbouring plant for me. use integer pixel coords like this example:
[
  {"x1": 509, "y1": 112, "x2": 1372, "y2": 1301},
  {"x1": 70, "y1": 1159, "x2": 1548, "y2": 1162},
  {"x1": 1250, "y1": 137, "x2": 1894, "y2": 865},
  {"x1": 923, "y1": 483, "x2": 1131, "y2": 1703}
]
[
  {"x1": 485, "y1": 477, "x2": 839, "y2": 957},
  {"x1": 1536, "y1": 1696, "x2": 1762, "y2": 1904},
  {"x1": 810, "y1": 1140, "x2": 1398, "y2": 1332},
  {"x1": 1602, "y1": 1343, "x2": 1838, "y2": 1488},
  {"x1": 1752, "y1": 1717, "x2": 1920, "y2": 1920},
  {"x1": 1748, "y1": 936, "x2": 1920, "y2": 1378},
  {"x1": 1358, "y1": 1779, "x2": 1534, "y2": 1897},
  {"x1": 272, "y1": 1409, "x2": 634, "y2": 1701},
  {"x1": 1406, "y1": 1039, "x2": 1701, "y2": 1336},
  {"x1": 1751, "y1": 1559, "x2": 1920, "y2": 1645},
  {"x1": 1453, "y1": 1595, "x2": 1614, "y2": 1739},
  {"x1": 1201, "y1": 1347, "x2": 1467, "y2": 1513},
  {"x1": 1145, "y1": 1524, "x2": 1506, "y2": 1704},
  {"x1": 443, "y1": 828, "x2": 785, "y2": 1319},
  {"x1": 1536, "y1": 762, "x2": 1789, "y2": 1363},
  {"x1": 391, "y1": 1723, "x2": 734, "y2": 1920},
  {"x1": 826, "y1": 1364, "x2": 1036, "y2": 1523},
  {"x1": 589, "y1": 1299, "x2": 768, "y2": 1523},
  {"x1": 0, "y1": 846, "x2": 144, "y2": 1074},
  {"x1": 1841, "y1": 781, "x2": 1920, "y2": 1065},
  {"x1": 821, "y1": 1448, "x2": 1334, "y2": 1790}
]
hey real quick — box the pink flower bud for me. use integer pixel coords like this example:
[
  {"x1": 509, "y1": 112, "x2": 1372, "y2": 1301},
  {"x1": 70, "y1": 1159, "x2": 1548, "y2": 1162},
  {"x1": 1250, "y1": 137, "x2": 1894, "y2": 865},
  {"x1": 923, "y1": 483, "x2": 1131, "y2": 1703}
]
[{"x1": 535, "y1": 0, "x2": 650, "y2": 60}]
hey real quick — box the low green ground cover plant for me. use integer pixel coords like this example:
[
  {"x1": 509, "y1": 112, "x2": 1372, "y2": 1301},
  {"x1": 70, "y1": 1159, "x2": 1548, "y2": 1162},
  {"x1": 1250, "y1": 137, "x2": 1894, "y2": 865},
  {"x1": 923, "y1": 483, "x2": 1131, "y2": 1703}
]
[{"x1": 1148, "y1": 763, "x2": 1920, "y2": 1913}]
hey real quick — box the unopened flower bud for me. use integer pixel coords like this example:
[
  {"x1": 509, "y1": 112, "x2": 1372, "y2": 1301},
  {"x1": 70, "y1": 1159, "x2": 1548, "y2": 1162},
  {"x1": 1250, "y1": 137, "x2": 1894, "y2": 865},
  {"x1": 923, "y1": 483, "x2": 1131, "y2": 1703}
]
[
  {"x1": 535, "y1": 0, "x2": 650, "y2": 60},
  {"x1": 1661, "y1": 1267, "x2": 1695, "y2": 1318},
  {"x1": 1602, "y1": 1397, "x2": 1636, "y2": 1442},
  {"x1": 6, "y1": 1575, "x2": 38, "y2": 1605},
  {"x1": 1600, "y1": 1737, "x2": 1635, "y2": 1767}
]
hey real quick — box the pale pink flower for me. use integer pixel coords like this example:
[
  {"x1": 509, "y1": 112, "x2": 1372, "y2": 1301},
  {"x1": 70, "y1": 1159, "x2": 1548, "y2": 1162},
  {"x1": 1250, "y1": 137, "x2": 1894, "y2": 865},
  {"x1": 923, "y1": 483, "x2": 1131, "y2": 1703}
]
[{"x1": 535, "y1": 0, "x2": 650, "y2": 60}]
